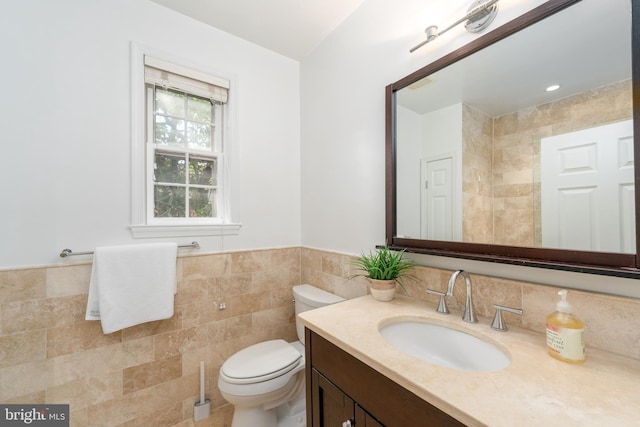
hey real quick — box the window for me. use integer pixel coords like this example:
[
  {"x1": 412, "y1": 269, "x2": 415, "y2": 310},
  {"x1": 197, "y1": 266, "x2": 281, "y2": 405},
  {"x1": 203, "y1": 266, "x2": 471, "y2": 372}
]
[{"x1": 130, "y1": 50, "x2": 240, "y2": 238}]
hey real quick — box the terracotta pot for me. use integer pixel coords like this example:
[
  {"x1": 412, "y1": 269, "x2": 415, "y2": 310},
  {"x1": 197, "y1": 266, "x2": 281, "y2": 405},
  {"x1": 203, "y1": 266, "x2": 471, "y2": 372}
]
[{"x1": 367, "y1": 278, "x2": 397, "y2": 302}]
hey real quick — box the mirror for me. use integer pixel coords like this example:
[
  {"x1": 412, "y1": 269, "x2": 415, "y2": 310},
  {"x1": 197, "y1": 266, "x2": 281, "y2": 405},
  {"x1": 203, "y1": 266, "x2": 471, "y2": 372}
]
[{"x1": 386, "y1": 0, "x2": 640, "y2": 276}]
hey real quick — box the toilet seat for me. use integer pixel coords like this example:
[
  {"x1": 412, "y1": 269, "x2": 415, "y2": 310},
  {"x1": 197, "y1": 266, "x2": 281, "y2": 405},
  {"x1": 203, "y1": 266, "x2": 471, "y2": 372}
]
[{"x1": 220, "y1": 339, "x2": 302, "y2": 385}]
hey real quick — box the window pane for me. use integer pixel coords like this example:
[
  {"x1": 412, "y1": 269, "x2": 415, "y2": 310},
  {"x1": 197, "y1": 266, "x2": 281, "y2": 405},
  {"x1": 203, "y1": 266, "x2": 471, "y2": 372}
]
[
  {"x1": 155, "y1": 153, "x2": 186, "y2": 183},
  {"x1": 189, "y1": 188, "x2": 215, "y2": 218},
  {"x1": 155, "y1": 88, "x2": 185, "y2": 117},
  {"x1": 154, "y1": 185, "x2": 186, "y2": 217},
  {"x1": 187, "y1": 96, "x2": 212, "y2": 122},
  {"x1": 187, "y1": 122, "x2": 212, "y2": 150},
  {"x1": 155, "y1": 116, "x2": 185, "y2": 146},
  {"x1": 189, "y1": 158, "x2": 216, "y2": 186}
]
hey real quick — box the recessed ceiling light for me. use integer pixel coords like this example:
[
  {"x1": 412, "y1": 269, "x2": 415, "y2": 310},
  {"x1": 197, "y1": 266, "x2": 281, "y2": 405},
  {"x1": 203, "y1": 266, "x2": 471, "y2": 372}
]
[{"x1": 546, "y1": 84, "x2": 560, "y2": 92}]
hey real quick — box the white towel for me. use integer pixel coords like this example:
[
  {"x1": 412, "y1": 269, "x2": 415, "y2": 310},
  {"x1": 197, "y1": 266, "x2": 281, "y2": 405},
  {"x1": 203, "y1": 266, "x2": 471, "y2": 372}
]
[{"x1": 85, "y1": 242, "x2": 177, "y2": 334}]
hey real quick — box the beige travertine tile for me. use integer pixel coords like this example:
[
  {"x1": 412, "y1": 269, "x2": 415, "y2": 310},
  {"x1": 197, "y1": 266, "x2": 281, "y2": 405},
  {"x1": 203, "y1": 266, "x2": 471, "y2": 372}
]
[
  {"x1": 47, "y1": 320, "x2": 122, "y2": 358},
  {"x1": 120, "y1": 402, "x2": 183, "y2": 427},
  {"x1": 321, "y1": 252, "x2": 351, "y2": 278},
  {"x1": 182, "y1": 254, "x2": 230, "y2": 280},
  {"x1": 205, "y1": 403, "x2": 234, "y2": 427},
  {"x1": 253, "y1": 265, "x2": 297, "y2": 291},
  {"x1": 0, "y1": 329, "x2": 46, "y2": 368},
  {"x1": 2, "y1": 390, "x2": 46, "y2": 405},
  {"x1": 154, "y1": 326, "x2": 210, "y2": 360},
  {"x1": 207, "y1": 314, "x2": 252, "y2": 346},
  {"x1": 181, "y1": 299, "x2": 219, "y2": 329},
  {"x1": 46, "y1": 371, "x2": 122, "y2": 410},
  {"x1": 47, "y1": 338, "x2": 153, "y2": 389},
  {"x1": 69, "y1": 408, "x2": 88, "y2": 427},
  {"x1": 177, "y1": 278, "x2": 221, "y2": 306},
  {"x1": 229, "y1": 290, "x2": 271, "y2": 316},
  {"x1": 472, "y1": 275, "x2": 523, "y2": 324},
  {"x1": 523, "y1": 283, "x2": 640, "y2": 359},
  {"x1": 123, "y1": 355, "x2": 182, "y2": 395},
  {"x1": 270, "y1": 247, "x2": 300, "y2": 268},
  {"x1": 121, "y1": 310, "x2": 183, "y2": 341},
  {"x1": 0, "y1": 359, "x2": 49, "y2": 401},
  {"x1": 87, "y1": 374, "x2": 198, "y2": 426},
  {"x1": 301, "y1": 247, "x2": 323, "y2": 270},
  {"x1": 46, "y1": 264, "x2": 91, "y2": 297},
  {"x1": 1, "y1": 294, "x2": 87, "y2": 334},
  {"x1": 121, "y1": 337, "x2": 155, "y2": 368},
  {"x1": 0, "y1": 268, "x2": 46, "y2": 303},
  {"x1": 271, "y1": 285, "x2": 297, "y2": 308},
  {"x1": 219, "y1": 273, "x2": 251, "y2": 296},
  {"x1": 230, "y1": 250, "x2": 271, "y2": 274}
]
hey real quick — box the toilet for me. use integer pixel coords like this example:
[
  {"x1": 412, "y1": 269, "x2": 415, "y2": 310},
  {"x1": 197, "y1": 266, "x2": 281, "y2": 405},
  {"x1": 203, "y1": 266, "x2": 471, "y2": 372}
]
[{"x1": 218, "y1": 284, "x2": 345, "y2": 427}]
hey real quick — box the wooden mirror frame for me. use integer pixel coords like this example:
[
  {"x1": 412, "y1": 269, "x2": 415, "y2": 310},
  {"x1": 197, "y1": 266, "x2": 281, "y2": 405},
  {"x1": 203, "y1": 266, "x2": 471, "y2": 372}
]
[{"x1": 385, "y1": 0, "x2": 640, "y2": 279}]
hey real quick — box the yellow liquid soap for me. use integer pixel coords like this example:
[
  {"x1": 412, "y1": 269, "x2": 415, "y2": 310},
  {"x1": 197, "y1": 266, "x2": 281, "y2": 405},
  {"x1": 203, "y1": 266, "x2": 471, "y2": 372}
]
[{"x1": 545, "y1": 290, "x2": 585, "y2": 364}]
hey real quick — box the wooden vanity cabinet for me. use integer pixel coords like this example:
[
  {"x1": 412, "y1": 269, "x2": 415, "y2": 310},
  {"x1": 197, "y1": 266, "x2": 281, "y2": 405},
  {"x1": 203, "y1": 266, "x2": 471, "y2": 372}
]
[{"x1": 305, "y1": 329, "x2": 466, "y2": 427}]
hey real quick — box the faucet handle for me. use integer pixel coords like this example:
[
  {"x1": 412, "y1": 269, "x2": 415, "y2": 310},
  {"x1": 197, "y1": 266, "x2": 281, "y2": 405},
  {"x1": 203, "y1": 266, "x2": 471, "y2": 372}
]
[
  {"x1": 491, "y1": 305, "x2": 523, "y2": 332},
  {"x1": 426, "y1": 289, "x2": 449, "y2": 315}
]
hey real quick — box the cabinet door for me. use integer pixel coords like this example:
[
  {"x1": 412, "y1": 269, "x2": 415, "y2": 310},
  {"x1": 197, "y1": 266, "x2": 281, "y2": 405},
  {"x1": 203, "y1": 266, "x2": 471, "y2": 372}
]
[
  {"x1": 356, "y1": 405, "x2": 385, "y2": 427},
  {"x1": 311, "y1": 369, "x2": 355, "y2": 427}
]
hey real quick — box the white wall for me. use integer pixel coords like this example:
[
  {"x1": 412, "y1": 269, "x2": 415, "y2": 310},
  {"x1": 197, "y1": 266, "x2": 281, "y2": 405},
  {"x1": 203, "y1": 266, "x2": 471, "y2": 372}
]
[
  {"x1": 1, "y1": 0, "x2": 301, "y2": 268},
  {"x1": 396, "y1": 105, "x2": 421, "y2": 238},
  {"x1": 421, "y1": 103, "x2": 463, "y2": 241},
  {"x1": 300, "y1": 0, "x2": 640, "y2": 298}
]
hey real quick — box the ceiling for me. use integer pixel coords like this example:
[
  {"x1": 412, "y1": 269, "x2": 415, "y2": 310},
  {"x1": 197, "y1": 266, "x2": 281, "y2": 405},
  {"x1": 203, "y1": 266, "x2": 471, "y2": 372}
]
[{"x1": 149, "y1": 0, "x2": 367, "y2": 60}]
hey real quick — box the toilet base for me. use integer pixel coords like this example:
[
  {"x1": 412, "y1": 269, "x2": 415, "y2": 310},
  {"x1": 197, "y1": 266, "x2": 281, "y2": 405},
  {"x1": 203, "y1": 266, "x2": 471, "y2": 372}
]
[
  {"x1": 276, "y1": 394, "x2": 306, "y2": 427},
  {"x1": 229, "y1": 391, "x2": 306, "y2": 427},
  {"x1": 230, "y1": 406, "x2": 277, "y2": 427}
]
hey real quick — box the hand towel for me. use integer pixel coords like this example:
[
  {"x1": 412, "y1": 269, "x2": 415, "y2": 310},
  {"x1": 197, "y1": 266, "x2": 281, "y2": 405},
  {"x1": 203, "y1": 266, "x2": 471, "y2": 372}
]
[{"x1": 85, "y1": 242, "x2": 177, "y2": 334}]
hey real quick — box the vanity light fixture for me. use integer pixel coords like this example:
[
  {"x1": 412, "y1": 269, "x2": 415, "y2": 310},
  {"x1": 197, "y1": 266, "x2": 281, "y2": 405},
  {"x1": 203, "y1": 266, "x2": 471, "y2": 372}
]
[
  {"x1": 546, "y1": 84, "x2": 561, "y2": 92},
  {"x1": 410, "y1": 0, "x2": 500, "y2": 53}
]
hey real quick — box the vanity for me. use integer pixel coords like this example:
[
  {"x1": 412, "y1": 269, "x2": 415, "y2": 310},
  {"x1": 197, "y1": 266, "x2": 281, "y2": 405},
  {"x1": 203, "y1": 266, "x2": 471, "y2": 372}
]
[{"x1": 300, "y1": 295, "x2": 640, "y2": 426}]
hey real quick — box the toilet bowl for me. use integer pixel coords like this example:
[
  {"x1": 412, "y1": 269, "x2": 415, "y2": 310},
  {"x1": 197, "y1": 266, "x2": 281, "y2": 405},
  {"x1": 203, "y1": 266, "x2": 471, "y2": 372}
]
[{"x1": 218, "y1": 284, "x2": 345, "y2": 427}]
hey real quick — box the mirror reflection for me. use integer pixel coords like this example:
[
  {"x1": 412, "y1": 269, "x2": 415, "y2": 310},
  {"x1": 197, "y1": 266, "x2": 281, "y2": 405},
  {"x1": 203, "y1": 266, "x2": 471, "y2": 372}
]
[{"x1": 395, "y1": 0, "x2": 634, "y2": 254}]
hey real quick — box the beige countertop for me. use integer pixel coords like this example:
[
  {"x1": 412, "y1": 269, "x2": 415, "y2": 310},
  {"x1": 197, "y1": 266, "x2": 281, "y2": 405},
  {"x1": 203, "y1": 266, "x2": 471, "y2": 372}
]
[{"x1": 299, "y1": 295, "x2": 640, "y2": 427}]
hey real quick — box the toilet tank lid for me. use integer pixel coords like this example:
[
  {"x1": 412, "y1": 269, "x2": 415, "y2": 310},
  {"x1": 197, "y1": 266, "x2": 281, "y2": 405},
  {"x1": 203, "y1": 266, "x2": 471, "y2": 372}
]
[{"x1": 293, "y1": 284, "x2": 345, "y2": 307}]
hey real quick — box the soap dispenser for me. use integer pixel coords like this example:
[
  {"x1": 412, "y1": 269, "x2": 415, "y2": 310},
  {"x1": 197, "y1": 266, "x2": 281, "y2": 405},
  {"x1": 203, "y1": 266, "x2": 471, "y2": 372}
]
[{"x1": 546, "y1": 290, "x2": 585, "y2": 363}]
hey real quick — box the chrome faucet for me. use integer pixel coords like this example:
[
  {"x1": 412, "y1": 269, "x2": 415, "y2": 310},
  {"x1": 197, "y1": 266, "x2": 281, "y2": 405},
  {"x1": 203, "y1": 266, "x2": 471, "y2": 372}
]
[{"x1": 447, "y1": 270, "x2": 477, "y2": 323}]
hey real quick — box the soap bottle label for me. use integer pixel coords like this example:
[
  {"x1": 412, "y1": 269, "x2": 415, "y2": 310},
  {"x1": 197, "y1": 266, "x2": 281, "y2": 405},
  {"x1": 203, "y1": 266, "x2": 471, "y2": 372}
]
[{"x1": 546, "y1": 323, "x2": 585, "y2": 361}]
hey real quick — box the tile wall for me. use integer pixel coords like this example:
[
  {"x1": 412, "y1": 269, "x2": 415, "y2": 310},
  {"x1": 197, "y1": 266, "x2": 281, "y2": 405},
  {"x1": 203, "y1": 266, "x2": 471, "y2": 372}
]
[
  {"x1": 0, "y1": 248, "x2": 301, "y2": 427},
  {"x1": 1, "y1": 246, "x2": 639, "y2": 427}
]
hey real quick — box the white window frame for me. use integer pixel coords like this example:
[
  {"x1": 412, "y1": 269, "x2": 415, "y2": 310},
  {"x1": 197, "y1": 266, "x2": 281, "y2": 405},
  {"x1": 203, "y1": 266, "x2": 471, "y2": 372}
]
[{"x1": 129, "y1": 43, "x2": 241, "y2": 238}]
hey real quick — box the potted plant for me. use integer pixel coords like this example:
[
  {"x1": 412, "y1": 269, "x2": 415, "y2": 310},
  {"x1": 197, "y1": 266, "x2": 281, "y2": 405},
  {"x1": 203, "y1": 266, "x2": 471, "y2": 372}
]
[{"x1": 350, "y1": 243, "x2": 417, "y2": 301}]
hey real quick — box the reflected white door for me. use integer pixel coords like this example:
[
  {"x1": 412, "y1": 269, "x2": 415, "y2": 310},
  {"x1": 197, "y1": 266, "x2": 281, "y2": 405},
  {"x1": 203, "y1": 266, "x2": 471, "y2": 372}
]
[
  {"x1": 541, "y1": 120, "x2": 634, "y2": 252},
  {"x1": 421, "y1": 157, "x2": 453, "y2": 240}
]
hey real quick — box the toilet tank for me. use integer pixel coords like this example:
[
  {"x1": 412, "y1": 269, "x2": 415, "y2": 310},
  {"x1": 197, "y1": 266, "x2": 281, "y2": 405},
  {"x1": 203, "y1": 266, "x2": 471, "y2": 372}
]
[{"x1": 293, "y1": 284, "x2": 345, "y2": 344}]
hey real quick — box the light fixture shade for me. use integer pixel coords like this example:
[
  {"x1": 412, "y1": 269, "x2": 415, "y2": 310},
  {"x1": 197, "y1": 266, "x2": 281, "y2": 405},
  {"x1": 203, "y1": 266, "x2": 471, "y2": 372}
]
[{"x1": 465, "y1": 0, "x2": 499, "y2": 33}]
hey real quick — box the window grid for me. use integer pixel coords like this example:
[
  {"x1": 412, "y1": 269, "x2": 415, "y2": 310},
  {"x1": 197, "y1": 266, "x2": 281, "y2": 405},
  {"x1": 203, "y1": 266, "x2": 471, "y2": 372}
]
[{"x1": 146, "y1": 85, "x2": 223, "y2": 223}]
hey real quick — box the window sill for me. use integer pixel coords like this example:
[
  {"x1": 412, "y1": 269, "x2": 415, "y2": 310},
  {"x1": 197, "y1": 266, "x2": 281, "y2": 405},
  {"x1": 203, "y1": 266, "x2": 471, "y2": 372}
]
[{"x1": 129, "y1": 223, "x2": 242, "y2": 238}]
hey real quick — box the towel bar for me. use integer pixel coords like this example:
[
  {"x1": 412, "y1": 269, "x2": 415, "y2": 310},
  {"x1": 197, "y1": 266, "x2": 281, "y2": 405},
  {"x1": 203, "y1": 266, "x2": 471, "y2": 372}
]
[{"x1": 59, "y1": 241, "x2": 200, "y2": 258}]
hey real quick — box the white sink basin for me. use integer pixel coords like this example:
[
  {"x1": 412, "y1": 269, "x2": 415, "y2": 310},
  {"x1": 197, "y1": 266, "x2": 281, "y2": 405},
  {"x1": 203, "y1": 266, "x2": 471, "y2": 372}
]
[{"x1": 379, "y1": 320, "x2": 510, "y2": 372}]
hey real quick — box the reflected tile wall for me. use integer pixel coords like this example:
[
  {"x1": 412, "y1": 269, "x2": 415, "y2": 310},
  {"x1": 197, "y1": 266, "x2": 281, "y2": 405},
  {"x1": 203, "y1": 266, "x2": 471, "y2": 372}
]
[
  {"x1": 462, "y1": 104, "x2": 494, "y2": 244},
  {"x1": 492, "y1": 80, "x2": 632, "y2": 247}
]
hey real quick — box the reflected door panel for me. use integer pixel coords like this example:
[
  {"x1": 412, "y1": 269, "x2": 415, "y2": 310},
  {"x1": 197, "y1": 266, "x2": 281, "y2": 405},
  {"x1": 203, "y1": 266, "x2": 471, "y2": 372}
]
[
  {"x1": 541, "y1": 120, "x2": 634, "y2": 252},
  {"x1": 421, "y1": 157, "x2": 453, "y2": 240}
]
